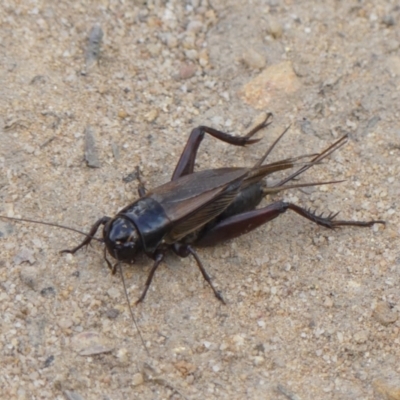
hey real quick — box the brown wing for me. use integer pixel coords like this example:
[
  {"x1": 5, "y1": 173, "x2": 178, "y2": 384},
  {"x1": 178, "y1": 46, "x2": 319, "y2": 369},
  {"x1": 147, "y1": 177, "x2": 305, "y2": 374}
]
[
  {"x1": 149, "y1": 168, "x2": 249, "y2": 242},
  {"x1": 148, "y1": 159, "x2": 299, "y2": 243}
]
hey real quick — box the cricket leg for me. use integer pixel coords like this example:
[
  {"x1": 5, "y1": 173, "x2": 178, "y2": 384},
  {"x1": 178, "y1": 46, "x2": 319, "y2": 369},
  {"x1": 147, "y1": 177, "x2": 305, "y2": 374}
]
[
  {"x1": 135, "y1": 166, "x2": 147, "y2": 197},
  {"x1": 195, "y1": 201, "x2": 384, "y2": 247},
  {"x1": 61, "y1": 216, "x2": 111, "y2": 254},
  {"x1": 172, "y1": 113, "x2": 272, "y2": 180},
  {"x1": 135, "y1": 252, "x2": 165, "y2": 304},
  {"x1": 172, "y1": 243, "x2": 225, "y2": 303}
]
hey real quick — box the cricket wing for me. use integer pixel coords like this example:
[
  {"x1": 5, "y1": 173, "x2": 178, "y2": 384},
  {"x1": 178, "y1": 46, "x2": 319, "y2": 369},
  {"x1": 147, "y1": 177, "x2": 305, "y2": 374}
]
[{"x1": 149, "y1": 168, "x2": 249, "y2": 241}]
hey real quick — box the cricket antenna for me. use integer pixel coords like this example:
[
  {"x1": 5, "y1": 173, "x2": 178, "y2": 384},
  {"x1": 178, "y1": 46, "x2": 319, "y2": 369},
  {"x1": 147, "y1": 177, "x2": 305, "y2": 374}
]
[
  {"x1": 0, "y1": 215, "x2": 103, "y2": 242},
  {"x1": 116, "y1": 262, "x2": 150, "y2": 357}
]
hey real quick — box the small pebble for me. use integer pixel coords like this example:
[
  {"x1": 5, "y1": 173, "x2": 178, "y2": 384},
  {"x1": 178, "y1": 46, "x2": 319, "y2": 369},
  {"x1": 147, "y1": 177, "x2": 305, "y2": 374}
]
[
  {"x1": 116, "y1": 347, "x2": 129, "y2": 364},
  {"x1": 147, "y1": 43, "x2": 161, "y2": 57},
  {"x1": 353, "y1": 330, "x2": 369, "y2": 344},
  {"x1": 212, "y1": 364, "x2": 221, "y2": 372},
  {"x1": 105, "y1": 308, "x2": 120, "y2": 319},
  {"x1": 132, "y1": 373, "x2": 144, "y2": 386},
  {"x1": 386, "y1": 55, "x2": 400, "y2": 76},
  {"x1": 144, "y1": 109, "x2": 158, "y2": 122},
  {"x1": 166, "y1": 34, "x2": 178, "y2": 48},
  {"x1": 43, "y1": 355, "x2": 55, "y2": 368},
  {"x1": 107, "y1": 287, "x2": 120, "y2": 299},
  {"x1": 239, "y1": 61, "x2": 301, "y2": 109},
  {"x1": 257, "y1": 320, "x2": 266, "y2": 328},
  {"x1": 20, "y1": 266, "x2": 38, "y2": 290},
  {"x1": 373, "y1": 301, "x2": 398, "y2": 326},
  {"x1": 174, "y1": 360, "x2": 197, "y2": 376},
  {"x1": 232, "y1": 334, "x2": 245, "y2": 346},
  {"x1": 185, "y1": 49, "x2": 198, "y2": 60},
  {"x1": 177, "y1": 63, "x2": 197, "y2": 80},
  {"x1": 300, "y1": 119, "x2": 316, "y2": 135},
  {"x1": 84, "y1": 126, "x2": 100, "y2": 168},
  {"x1": 58, "y1": 318, "x2": 73, "y2": 329},
  {"x1": 266, "y1": 18, "x2": 283, "y2": 38},
  {"x1": 0, "y1": 221, "x2": 14, "y2": 238},
  {"x1": 211, "y1": 115, "x2": 223, "y2": 126},
  {"x1": 40, "y1": 286, "x2": 56, "y2": 297},
  {"x1": 85, "y1": 24, "x2": 103, "y2": 70},
  {"x1": 198, "y1": 49, "x2": 209, "y2": 67},
  {"x1": 118, "y1": 109, "x2": 128, "y2": 119},
  {"x1": 243, "y1": 48, "x2": 266, "y2": 69},
  {"x1": 186, "y1": 20, "x2": 203, "y2": 34},
  {"x1": 382, "y1": 15, "x2": 396, "y2": 27},
  {"x1": 253, "y1": 356, "x2": 264, "y2": 366},
  {"x1": 64, "y1": 391, "x2": 85, "y2": 400},
  {"x1": 219, "y1": 342, "x2": 229, "y2": 351},
  {"x1": 324, "y1": 297, "x2": 334, "y2": 308},
  {"x1": 111, "y1": 142, "x2": 120, "y2": 159}
]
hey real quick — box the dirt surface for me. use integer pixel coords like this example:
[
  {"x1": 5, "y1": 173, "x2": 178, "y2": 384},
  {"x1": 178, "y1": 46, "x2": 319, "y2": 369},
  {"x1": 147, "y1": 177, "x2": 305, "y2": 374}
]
[{"x1": 1, "y1": 1, "x2": 399, "y2": 399}]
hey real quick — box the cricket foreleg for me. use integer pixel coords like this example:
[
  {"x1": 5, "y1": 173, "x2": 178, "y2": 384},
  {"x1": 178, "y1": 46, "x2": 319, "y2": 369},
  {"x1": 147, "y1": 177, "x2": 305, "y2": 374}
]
[{"x1": 60, "y1": 216, "x2": 111, "y2": 254}]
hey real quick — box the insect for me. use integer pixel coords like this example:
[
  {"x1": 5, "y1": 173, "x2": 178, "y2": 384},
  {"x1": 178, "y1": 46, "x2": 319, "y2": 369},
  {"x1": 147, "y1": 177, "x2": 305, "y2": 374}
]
[{"x1": 1, "y1": 114, "x2": 384, "y2": 307}]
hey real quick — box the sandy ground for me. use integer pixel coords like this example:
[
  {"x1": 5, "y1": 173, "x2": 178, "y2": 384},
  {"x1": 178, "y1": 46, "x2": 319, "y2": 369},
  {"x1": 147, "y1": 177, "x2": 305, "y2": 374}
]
[{"x1": 0, "y1": 1, "x2": 399, "y2": 399}]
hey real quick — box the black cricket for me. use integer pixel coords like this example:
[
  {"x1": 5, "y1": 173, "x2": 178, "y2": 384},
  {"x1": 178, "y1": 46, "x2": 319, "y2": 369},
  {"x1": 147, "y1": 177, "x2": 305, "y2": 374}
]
[
  {"x1": 2, "y1": 114, "x2": 384, "y2": 305},
  {"x1": 61, "y1": 114, "x2": 385, "y2": 303}
]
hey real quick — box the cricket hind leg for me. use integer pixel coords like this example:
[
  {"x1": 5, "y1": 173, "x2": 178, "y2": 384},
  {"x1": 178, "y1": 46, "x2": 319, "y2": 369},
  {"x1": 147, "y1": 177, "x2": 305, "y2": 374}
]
[
  {"x1": 171, "y1": 113, "x2": 273, "y2": 181},
  {"x1": 194, "y1": 201, "x2": 385, "y2": 247}
]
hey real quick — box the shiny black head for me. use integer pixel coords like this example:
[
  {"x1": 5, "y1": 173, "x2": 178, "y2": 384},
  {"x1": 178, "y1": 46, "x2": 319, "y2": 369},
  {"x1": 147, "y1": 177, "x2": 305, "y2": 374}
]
[{"x1": 103, "y1": 216, "x2": 143, "y2": 262}]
